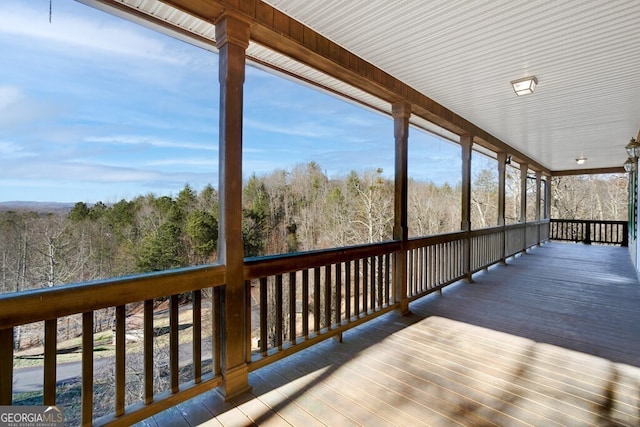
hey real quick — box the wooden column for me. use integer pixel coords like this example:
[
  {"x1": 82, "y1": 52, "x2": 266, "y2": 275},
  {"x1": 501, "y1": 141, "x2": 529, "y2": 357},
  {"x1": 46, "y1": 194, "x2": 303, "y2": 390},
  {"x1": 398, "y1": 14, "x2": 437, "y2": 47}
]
[
  {"x1": 216, "y1": 13, "x2": 252, "y2": 400},
  {"x1": 0, "y1": 328, "x2": 12, "y2": 405},
  {"x1": 520, "y1": 163, "x2": 528, "y2": 223},
  {"x1": 393, "y1": 102, "x2": 411, "y2": 315},
  {"x1": 535, "y1": 171, "x2": 542, "y2": 221},
  {"x1": 497, "y1": 152, "x2": 507, "y2": 263},
  {"x1": 544, "y1": 174, "x2": 551, "y2": 219},
  {"x1": 535, "y1": 170, "x2": 542, "y2": 245},
  {"x1": 460, "y1": 135, "x2": 473, "y2": 282},
  {"x1": 544, "y1": 174, "x2": 552, "y2": 243},
  {"x1": 520, "y1": 163, "x2": 528, "y2": 253}
]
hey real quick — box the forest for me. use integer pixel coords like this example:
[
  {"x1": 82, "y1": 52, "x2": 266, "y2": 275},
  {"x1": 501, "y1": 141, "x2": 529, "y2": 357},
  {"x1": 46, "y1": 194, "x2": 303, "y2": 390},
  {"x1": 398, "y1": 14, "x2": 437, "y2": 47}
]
[{"x1": 0, "y1": 161, "x2": 628, "y2": 296}]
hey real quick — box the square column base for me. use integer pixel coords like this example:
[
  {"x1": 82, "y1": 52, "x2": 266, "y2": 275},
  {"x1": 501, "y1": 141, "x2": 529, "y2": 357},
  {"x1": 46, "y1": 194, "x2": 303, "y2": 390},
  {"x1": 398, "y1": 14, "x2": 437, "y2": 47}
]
[{"x1": 218, "y1": 363, "x2": 252, "y2": 401}]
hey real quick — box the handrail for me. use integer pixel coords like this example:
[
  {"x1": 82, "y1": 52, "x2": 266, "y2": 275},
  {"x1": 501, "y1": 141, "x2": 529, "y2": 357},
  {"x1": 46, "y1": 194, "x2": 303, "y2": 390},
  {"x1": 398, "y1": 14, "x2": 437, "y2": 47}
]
[
  {"x1": 244, "y1": 240, "x2": 401, "y2": 279},
  {"x1": 0, "y1": 264, "x2": 226, "y2": 329}
]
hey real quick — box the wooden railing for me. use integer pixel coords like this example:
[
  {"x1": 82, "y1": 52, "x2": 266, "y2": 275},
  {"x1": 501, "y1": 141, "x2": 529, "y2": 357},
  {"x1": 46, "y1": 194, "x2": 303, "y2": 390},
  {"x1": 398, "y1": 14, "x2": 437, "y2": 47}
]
[
  {"x1": 550, "y1": 219, "x2": 628, "y2": 246},
  {"x1": 405, "y1": 221, "x2": 548, "y2": 301},
  {"x1": 0, "y1": 220, "x2": 550, "y2": 425},
  {"x1": 0, "y1": 265, "x2": 226, "y2": 426},
  {"x1": 406, "y1": 231, "x2": 467, "y2": 298},
  {"x1": 504, "y1": 222, "x2": 526, "y2": 258},
  {"x1": 244, "y1": 241, "x2": 400, "y2": 369}
]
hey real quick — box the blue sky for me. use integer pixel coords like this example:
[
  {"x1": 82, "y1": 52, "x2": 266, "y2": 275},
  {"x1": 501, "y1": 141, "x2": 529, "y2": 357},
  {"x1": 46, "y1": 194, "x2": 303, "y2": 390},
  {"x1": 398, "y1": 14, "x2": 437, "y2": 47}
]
[{"x1": 0, "y1": 0, "x2": 470, "y2": 204}]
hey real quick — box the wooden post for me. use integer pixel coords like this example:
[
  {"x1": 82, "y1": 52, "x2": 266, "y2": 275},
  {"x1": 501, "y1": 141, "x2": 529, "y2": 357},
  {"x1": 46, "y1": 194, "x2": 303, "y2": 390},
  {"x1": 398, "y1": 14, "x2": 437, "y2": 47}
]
[
  {"x1": 520, "y1": 163, "x2": 528, "y2": 223},
  {"x1": 392, "y1": 102, "x2": 411, "y2": 315},
  {"x1": 544, "y1": 174, "x2": 551, "y2": 220},
  {"x1": 216, "y1": 12, "x2": 252, "y2": 400},
  {"x1": 544, "y1": 174, "x2": 551, "y2": 242},
  {"x1": 497, "y1": 152, "x2": 507, "y2": 263},
  {"x1": 115, "y1": 305, "x2": 126, "y2": 415},
  {"x1": 535, "y1": 170, "x2": 542, "y2": 245},
  {"x1": 0, "y1": 328, "x2": 13, "y2": 405},
  {"x1": 520, "y1": 162, "x2": 528, "y2": 252},
  {"x1": 461, "y1": 135, "x2": 473, "y2": 281},
  {"x1": 43, "y1": 319, "x2": 57, "y2": 406},
  {"x1": 81, "y1": 312, "x2": 93, "y2": 426}
]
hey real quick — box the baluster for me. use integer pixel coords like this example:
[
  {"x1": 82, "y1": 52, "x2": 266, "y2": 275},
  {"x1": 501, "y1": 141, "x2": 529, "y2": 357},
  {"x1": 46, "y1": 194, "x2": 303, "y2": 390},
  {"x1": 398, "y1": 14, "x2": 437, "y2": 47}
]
[
  {"x1": 369, "y1": 257, "x2": 375, "y2": 311},
  {"x1": 245, "y1": 281, "x2": 252, "y2": 364},
  {"x1": 427, "y1": 246, "x2": 433, "y2": 290},
  {"x1": 362, "y1": 259, "x2": 369, "y2": 315},
  {"x1": 411, "y1": 249, "x2": 417, "y2": 295},
  {"x1": 170, "y1": 294, "x2": 179, "y2": 394},
  {"x1": 275, "y1": 274, "x2": 283, "y2": 349},
  {"x1": 423, "y1": 247, "x2": 428, "y2": 293},
  {"x1": 377, "y1": 255, "x2": 383, "y2": 309},
  {"x1": 259, "y1": 278, "x2": 268, "y2": 355},
  {"x1": 354, "y1": 259, "x2": 360, "y2": 316},
  {"x1": 82, "y1": 312, "x2": 94, "y2": 425},
  {"x1": 413, "y1": 248, "x2": 418, "y2": 296},
  {"x1": 289, "y1": 272, "x2": 296, "y2": 345},
  {"x1": 43, "y1": 319, "x2": 57, "y2": 406},
  {"x1": 415, "y1": 248, "x2": 420, "y2": 294},
  {"x1": 144, "y1": 299, "x2": 153, "y2": 404},
  {"x1": 387, "y1": 253, "x2": 393, "y2": 304},
  {"x1": 314, "y1": 268, "x2": 321, "y2": 333},
  {"x1": 324, "y1": 265, "x2": 331, "y2": 329},
  {"x1": 213, "y1": 287, "x2": 221, "y2": 376},
  {"x1": 447, "y1": 241, "x2": 452, "y2": 280},
  {"x1": 0, "y1": 328, "x2": 13, "y2": 405},
  {"x1": 437, "y1": 244, "x2": 442, "y2": 286},
  {"x1": 345, "y1": 262, "x2": 351, "y2": 321},
  {"x1": 335, "y1": 264, "x2": 342, "y2": 325},
  {"x1": 193, "y1": 290, "x2": 202, "y2": 383},
  {"x1": 302, "y1": 270, "x2": 309, "y2": 339},
  {"x1": 456, "y1": 240, "x2": 460, "y2": 277},
  {"x1": 115, "y1": 305, "x2": 125, "y2": 416}
]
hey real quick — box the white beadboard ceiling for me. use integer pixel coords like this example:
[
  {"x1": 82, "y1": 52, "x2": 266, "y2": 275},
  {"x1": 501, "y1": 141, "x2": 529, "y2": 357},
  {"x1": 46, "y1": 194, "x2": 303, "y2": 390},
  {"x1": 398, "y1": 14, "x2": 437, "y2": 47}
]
[{"x1": 85, "y1": 0, "x2": 640, "y2": 173}]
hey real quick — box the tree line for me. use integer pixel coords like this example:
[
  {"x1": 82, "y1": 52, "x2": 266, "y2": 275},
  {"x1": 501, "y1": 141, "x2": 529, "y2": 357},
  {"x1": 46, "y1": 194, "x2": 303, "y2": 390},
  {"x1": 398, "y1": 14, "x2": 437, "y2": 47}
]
[{"x1": 0, "y1": 162, "x2": 628, "y2": 295}]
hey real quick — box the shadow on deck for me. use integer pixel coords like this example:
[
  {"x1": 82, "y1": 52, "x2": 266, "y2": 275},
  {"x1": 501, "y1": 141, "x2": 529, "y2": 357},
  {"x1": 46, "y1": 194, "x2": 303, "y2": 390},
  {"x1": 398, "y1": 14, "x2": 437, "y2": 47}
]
[{"x1": 140, "y1": 242, "x2": 640, "y2": 426}]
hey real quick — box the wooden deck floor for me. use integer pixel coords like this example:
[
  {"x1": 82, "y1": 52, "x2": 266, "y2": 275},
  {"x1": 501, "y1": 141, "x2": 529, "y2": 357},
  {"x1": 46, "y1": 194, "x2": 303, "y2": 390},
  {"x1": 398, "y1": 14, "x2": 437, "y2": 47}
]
[{"x1": 139, "y1": 242, "x2": 640, "y2": 426}]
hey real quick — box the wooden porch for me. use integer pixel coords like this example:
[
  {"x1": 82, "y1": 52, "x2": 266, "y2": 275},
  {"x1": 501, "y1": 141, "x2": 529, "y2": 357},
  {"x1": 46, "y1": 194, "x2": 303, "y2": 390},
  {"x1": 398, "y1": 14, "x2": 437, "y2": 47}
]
[{"x1": 140, "y1": 242, "x2": 640, "y2": 426}]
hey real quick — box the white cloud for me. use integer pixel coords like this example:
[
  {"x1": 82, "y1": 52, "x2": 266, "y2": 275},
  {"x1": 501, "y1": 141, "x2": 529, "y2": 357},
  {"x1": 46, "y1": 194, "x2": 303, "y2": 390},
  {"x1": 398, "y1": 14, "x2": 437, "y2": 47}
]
[
  {"x1": 0, "y1": 86, "x2": 21, "y2": 110},
  {"x1": 0, "y1": 85, "x2": 60, "y2": 128},
  {"x1": 145, "y1": 158, "x2": 218, "y2": 167},
  {"x1": 0, "y1": 2, "x2": 186, "y2": 65},
  {"x1": 85, "y1": 135, "x2": 217, "y2": 151},
  {"x1": 0, "y1": 141, "x2": 33, "y2": 158},
  {"x1": 245, "y1": 118, "x2": 336, "y2": 139}
]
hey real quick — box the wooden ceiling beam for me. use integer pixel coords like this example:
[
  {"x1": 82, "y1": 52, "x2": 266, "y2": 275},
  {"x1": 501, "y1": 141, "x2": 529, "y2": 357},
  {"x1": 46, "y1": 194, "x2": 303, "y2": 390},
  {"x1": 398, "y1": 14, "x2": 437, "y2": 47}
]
[{"x1": 551, "y1": 167, "x2": 625, "y2": 176}]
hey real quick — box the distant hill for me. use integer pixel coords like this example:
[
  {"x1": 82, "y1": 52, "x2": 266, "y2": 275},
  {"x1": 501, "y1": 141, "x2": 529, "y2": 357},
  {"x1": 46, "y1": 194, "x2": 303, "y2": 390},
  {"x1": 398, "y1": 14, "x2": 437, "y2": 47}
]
[{"x1": 0, "y1": 201, "x2": 77, "y2": 214}]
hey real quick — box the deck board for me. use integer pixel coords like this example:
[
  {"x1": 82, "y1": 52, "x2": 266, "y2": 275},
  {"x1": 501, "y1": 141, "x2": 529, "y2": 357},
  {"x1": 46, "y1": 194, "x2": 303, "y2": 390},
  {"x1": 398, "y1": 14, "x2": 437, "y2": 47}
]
[{"x1": 141, "y1": 242, "x2": 640, "y2": 426}]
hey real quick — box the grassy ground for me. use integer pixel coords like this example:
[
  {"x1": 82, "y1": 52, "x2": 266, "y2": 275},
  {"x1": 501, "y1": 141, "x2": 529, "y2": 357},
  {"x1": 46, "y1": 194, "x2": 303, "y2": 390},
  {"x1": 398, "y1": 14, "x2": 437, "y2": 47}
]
[{"x1": 13, "y1": 304, "x2": 204, "y2": 369}]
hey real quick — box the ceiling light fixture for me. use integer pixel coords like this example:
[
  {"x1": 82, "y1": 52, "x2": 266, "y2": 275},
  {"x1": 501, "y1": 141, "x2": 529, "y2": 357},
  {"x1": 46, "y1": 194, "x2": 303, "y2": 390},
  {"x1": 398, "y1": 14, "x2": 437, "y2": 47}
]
[
  {"x1": 511, "y1": 76, "x2": 538, "y2": 96},
  {"x1": 575, "y1": 157, "x2": 587, "y2": 165},
  {"x1": 625, "y1": 137, "x2": 640, "y2": 159},
  {"x1": 624, "y1": 158, "x2": 636, "y2": 173}
]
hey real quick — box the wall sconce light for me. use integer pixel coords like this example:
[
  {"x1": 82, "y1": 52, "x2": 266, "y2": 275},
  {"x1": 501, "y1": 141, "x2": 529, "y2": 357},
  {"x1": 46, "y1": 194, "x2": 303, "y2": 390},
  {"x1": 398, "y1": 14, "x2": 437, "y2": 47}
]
[
  {"x1": 625, "y1": 138, "x2": 640, "y2": 159},
  {"x1": 623, "y1": 158, "x2": 636, "y2": 173},
  {"x1": 511, "y1": 76, "x2": 538, "y2": 96},
  {"x1": 505, "y1": 155, "x2": 512, "y2": 165},
  {"x1": 575, "y1": 157, "x2": 587, "y2": 165}
]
